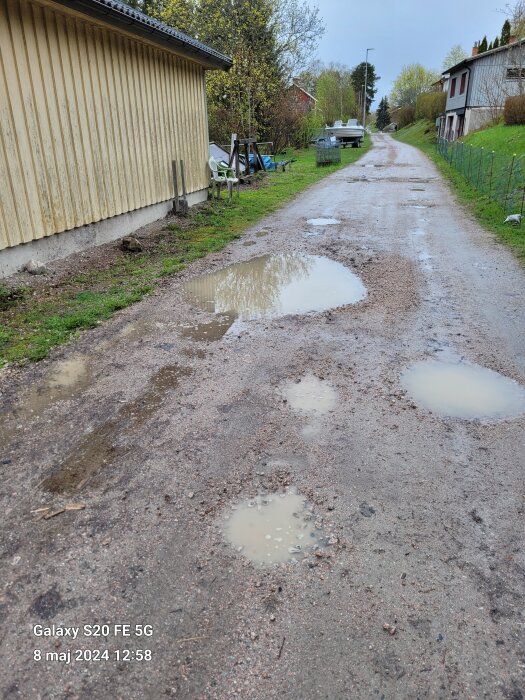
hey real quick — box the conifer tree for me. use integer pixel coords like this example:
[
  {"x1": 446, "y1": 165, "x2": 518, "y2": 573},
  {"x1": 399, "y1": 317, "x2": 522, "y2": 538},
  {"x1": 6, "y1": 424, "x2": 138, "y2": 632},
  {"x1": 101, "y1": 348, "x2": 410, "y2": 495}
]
[
  {"x1": 375, "y1": 97, "x2": 391, "y2": 130},
  {"x1": 501, "y1": 19, "x2": 511, "y2": 45},
  {"x1": 478, "y1": 35, "x2": 488, "y2": 53}
]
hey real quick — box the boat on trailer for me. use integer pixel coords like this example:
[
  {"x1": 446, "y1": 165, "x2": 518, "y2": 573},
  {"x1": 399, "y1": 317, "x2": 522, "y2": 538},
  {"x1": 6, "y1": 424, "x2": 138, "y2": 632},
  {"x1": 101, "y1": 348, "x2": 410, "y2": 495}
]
[{"x1": 325, "y1": 119, "x2": 365, "y2": 148}]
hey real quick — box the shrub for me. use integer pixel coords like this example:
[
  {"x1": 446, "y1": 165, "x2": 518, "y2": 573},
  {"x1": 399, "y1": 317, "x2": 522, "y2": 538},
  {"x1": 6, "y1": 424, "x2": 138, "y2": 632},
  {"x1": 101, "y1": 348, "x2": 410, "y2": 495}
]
[
  {"x1": 504, "y1": 95, "x2": 525, "y2": 125},
  {"x1": 391, "y1": 106, "x2": 416, "y2": 128},
  {"x1": 415, "y1": 92, "x2": 446, "y2": 121}
]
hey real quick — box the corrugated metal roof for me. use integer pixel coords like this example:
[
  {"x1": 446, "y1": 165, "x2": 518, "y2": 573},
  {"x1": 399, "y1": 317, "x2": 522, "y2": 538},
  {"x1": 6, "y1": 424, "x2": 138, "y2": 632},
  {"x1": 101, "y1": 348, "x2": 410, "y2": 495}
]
[{"x1": 54, "y1": 0, "x2": 232, "y2": 69}]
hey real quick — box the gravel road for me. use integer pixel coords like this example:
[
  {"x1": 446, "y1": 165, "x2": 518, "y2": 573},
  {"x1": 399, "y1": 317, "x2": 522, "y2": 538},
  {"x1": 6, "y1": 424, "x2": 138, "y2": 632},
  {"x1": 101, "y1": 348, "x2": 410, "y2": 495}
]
[{"x1": 1, "y1": 133, "x2": 525, "y2": 699}]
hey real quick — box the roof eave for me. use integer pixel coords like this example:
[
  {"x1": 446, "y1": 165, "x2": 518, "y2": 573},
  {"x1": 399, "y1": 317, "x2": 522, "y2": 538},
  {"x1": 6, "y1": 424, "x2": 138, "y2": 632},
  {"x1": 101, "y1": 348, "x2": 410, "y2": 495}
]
[{"x1": 53, "y1": 0, "x2": 232, "y2": 70}]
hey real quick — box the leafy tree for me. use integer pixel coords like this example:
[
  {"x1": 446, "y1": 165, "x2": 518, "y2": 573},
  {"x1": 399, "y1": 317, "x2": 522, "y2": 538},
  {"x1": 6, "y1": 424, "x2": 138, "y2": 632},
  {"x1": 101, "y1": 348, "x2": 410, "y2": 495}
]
[
  {"x1": 316, "y1": 67, "x2": 357, "y2": 124},
  {"x1": 442, "y1": 45, "x2": 467, "y2": 70},
  {"x1": 350, "y1": 62, "x2": 379, "y2": 115},
  {"x1": 478, "y1": 35, "x2": 488, "y2": 53},
  {"x1": 375, "y1": 97, "x2": 391, "y2": 130},
  {"x1": 390, "y1": 64, "x2": 440, "y2": 108},
  {"x1": 501, "y1": 18, "x2": 512, "y2": 43}
]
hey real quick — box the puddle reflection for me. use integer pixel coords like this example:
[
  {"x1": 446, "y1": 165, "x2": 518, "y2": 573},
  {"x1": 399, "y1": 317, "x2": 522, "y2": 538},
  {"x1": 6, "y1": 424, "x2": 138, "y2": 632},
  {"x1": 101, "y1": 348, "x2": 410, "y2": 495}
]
[{"x1": 183, "y1": 254, "x2": 366, "y2": 320}]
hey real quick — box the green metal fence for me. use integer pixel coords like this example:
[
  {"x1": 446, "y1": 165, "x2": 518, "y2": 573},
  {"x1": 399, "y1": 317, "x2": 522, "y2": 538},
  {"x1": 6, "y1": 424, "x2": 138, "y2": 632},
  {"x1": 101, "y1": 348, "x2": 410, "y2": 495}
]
[{"x1": 437, "y1": 137, "x2": 525, "y2": 215}]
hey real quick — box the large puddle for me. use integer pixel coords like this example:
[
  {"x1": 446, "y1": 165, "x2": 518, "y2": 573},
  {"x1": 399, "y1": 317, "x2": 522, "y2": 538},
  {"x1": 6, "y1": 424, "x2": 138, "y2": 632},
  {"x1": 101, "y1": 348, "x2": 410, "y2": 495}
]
[
  {"x1": 281, "y1": 375, "x2": 337, "y2": 415},
  {"x1": 183, "y1": 254, "x2": 366, "y2": 320},
  {"x1": 402, "y1": 360, "x2": 525, "y2": 421},
  {"x1": 223, "y1": 491, "x2": 321, "y2": 565}
]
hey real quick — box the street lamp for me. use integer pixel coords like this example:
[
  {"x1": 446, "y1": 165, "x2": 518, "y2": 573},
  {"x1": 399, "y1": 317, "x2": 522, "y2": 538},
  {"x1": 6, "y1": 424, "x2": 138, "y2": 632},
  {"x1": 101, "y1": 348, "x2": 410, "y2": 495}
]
[{"x1": 362, "y1": 47, "x2": 374, "y2": 128}]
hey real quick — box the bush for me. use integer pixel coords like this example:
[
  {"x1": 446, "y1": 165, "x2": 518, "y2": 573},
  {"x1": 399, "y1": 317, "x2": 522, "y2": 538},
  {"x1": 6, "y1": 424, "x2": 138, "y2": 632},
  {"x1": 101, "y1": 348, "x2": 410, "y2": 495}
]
[
  {"x1": 295, "y1": 111, "x2": 325, "y2": 148},
  {"x1": 415, "y1": 92, "x2": 446, "y2": 121},
  {"x1": 504, "y1": 95, "x2": 525, "y2": 125},
  {"x1": 390, "y1": 106, "x2": 416, "y2": 128}
]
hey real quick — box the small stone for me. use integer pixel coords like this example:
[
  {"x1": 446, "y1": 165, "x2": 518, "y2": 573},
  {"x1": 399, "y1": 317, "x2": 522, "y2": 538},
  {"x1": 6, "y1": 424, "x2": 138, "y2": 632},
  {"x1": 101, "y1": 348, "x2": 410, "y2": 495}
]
[
  {"x1": 120, "y1": 236, "x2": 143, "y2": 252},
  {"x1": 187, "y1": 491, "x2": 195, "y2": 499},
  {"x1": 23, "y1": 259, "x2": 47, "y2": 275},
  {"x1": 383, "y1": 623, "x2": 396, "y2": 635},
  {"x1": 269, "y1": 614, "x2": 276, "y2": 622}
]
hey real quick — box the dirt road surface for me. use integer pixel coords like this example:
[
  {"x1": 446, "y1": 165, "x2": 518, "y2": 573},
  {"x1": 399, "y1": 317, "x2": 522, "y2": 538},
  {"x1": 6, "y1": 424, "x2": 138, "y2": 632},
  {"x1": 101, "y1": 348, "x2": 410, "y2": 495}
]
[{"x1": 1, "y1": 134, "x2": 525, "y2": 699}]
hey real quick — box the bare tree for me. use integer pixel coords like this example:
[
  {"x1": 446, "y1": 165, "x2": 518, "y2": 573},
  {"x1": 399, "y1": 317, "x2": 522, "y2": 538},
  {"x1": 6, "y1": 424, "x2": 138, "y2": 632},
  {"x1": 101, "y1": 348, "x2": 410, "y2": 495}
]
[
  {"x1": 270, "y1": 0, "x2": 325, "y2": 81},
  {"x1": 501, "y1": 0, "x2": 525, "y2": 38}
]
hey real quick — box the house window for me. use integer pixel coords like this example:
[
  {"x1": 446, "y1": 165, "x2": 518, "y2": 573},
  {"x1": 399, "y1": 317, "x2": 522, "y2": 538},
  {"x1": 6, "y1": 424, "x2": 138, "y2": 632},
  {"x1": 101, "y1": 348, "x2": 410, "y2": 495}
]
[
  {"x1": 450, "y1": 77, "x2": 457, "y2": 97},
  {"x1": 459, "y1": 72, "x2": 467, "y2": 94},
  {"x1": 506, "y1": 67, "x2": 525, "y2": 79}
]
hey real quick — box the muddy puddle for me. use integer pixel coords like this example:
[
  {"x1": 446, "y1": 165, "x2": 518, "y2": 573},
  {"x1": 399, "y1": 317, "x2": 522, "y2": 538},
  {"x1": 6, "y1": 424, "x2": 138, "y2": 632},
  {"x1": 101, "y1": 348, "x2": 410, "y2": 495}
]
[
  {"x1": 223, "y1": 490, "x2": 322, "y2": 565},
  {"x1": 242, "y1": 240, "x2": 256, "y2": 247},
  {"x1": 281, "y1": 375, "x2": 337, "y2": 415},
  {"x1": 179, "y1": 314, "x2": 235, "y2": 342},
  {"x1": 402, "y1": 360, "x2": 525, "y2": 421},
  {"x1": 42, "y1": 365, "x2": 192, "y2": 493},
  {"x1": 10, "y1": 355, "x2": 93, "y2": 419},
  {"x1": 183, "y1": 254, "x2": 367, "y2": 320},
  {"x1": 306, "y1": 217, "x2": 340, "y2": 226}
]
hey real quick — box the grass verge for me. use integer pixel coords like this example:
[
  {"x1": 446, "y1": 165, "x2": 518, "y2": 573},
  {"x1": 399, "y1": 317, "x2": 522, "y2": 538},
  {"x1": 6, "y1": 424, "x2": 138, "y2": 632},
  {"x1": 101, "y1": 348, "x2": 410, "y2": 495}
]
[
  {"x1": 0, "y1": 139, "x2": 371, "y2": 368},
  {"x1": 395, "y1": 120, "x2": 525, "y2": 260}
]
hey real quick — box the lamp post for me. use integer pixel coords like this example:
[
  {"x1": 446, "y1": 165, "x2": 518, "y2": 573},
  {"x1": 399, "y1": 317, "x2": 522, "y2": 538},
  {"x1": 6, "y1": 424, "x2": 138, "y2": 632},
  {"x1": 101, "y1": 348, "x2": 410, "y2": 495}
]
[{"x1": 362, "y1": 47, "x2": 374, "y2": 128}]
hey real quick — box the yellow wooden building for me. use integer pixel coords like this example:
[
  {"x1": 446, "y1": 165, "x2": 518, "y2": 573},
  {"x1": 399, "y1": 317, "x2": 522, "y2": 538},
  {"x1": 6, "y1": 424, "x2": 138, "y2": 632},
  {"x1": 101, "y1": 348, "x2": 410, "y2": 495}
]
[{"x1": 0, "y1": 0, "x2": 231, "y2": 276}]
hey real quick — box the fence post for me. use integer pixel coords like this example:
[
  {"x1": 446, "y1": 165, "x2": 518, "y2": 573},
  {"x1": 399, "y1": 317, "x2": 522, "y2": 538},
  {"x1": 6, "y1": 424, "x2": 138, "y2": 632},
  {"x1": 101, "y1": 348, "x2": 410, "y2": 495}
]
[
  {"x1": 504, "y1": 154, "x2": 516, "y2": 213},
  {"x1": 488, "y1": 151, "x2": 494, "y2": 201},
  {"x1": 477, "y1": 147, "x2": 483, "y2": 190}
]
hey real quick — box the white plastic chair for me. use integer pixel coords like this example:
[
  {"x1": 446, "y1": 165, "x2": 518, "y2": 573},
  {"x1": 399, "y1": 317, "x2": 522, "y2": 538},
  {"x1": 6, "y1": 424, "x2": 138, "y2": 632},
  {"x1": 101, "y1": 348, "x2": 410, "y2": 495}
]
[{"x1": 208, "y1": 156, "x2": 239, "y2": 201}]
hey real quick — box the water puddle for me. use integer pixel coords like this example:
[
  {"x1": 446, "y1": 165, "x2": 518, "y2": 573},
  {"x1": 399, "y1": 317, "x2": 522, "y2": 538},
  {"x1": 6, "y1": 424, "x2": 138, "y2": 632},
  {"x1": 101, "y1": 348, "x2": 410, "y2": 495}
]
[
  {"x1": 255, "y1": 230, "x2": 269, "y2": 238},
  {"x1": 42, "y1": 365, "x2": 192, "y2": 493},
  {"x1": 306, "y1": 218, "x2": 340, "y2": 226},
  {"x1": 16, "y1": 355, "x2": 92, "y2": 418},
  {"x1": 179, "y1": 314, "x2": 235, "y2": 342},
  {"x1": 183, "y1": 254, "x2": 367, "y2": 320},
  {"x1": 281, "y1": 375, "x2": 337, "y2": 415},
  {"x1": 410, "y1": 228, "x2": 426, "y2": 237},
  {"x1": 243, "y1": 240, "x2": 256, "y2": 247},
  {"x1": 401, "y1": 360, "x2": 525, "y2": 421},
  {"x1": 223, "y1": 490, "x2": 322, "y2": 564}
]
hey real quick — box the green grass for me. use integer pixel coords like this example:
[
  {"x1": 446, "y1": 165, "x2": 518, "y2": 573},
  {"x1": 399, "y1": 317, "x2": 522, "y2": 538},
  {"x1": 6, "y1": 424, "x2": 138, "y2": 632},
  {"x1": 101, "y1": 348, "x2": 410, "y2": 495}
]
[
  {"x1": 0, "y1": 140, "x2": 371, "y2": 367},
  {"x1": 395, "y1": 120, "x2": 525, "y2": 260},
  {"x1": 462, "y1": 123, "x2": 525, "y2": 156}
]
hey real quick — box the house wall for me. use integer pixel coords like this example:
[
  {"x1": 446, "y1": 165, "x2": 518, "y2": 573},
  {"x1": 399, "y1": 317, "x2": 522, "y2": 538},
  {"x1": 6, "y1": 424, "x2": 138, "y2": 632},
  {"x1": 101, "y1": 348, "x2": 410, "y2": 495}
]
[
  {"x1": 445, "y1": 68, "x2": 469, "y2": 112},
  {"x1": 0, "y1": 0, "x2": 210, "y2": 254},
  {"x1": 469, "y1": 44, "x2": 525, "y2": 106}
]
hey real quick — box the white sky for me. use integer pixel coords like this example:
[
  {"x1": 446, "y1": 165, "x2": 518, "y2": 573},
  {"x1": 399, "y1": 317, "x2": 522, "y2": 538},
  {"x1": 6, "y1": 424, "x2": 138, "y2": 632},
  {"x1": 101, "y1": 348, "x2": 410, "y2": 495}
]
[{"x1": 313, "y1": 0, "x2": 508, "y2": 107}]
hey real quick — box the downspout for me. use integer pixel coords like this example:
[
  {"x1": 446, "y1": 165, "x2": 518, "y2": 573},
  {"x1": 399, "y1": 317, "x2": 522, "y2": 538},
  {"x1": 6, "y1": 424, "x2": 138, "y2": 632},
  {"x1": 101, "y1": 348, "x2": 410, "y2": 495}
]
[{"x1": 463, "y1": 64, "x2": 472, "y2": 136}]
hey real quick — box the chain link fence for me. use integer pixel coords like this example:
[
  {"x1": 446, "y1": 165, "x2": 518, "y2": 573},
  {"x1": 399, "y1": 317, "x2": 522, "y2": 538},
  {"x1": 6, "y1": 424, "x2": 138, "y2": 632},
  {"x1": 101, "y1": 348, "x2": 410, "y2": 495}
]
[{"x1": 437, "y1": 137, "x2": 525, "y2": 215}]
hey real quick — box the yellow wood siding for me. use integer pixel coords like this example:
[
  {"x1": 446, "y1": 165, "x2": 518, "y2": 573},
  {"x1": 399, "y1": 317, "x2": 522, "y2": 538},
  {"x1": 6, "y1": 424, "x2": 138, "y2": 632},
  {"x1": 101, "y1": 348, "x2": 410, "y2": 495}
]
[{"x1": 0, "y1": 0, "x2": 210, "y2": 250}]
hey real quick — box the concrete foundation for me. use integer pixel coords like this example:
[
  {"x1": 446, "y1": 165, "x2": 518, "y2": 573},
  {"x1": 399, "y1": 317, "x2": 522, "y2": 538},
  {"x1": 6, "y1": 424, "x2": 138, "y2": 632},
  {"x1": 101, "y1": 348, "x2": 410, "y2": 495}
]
[{"x1": 0, "y1": 189, "x2": 208, "y2": 278}]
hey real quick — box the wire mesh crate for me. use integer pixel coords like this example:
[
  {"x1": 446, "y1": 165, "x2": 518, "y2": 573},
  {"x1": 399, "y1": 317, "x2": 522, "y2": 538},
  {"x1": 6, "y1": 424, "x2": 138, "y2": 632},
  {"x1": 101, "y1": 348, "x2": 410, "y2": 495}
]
[{"x1": 316, "y1": 139, "x2": 341, "y2": 166}]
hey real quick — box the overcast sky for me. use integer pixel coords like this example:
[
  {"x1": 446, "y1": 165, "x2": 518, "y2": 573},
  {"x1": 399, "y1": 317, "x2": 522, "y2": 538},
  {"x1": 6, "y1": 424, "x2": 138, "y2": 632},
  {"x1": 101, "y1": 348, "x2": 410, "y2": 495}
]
[{"x1": 312, "y1": 0, "x2": 509, "y2": 108}]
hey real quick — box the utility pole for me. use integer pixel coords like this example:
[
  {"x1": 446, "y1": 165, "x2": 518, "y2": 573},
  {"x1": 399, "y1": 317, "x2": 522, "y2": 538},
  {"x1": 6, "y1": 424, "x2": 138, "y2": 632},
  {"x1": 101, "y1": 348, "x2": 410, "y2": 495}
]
[{"x1": 362, "y1": 47, "x2": 374, "y2": 127}]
